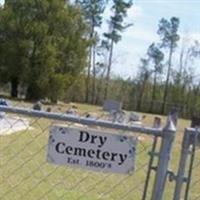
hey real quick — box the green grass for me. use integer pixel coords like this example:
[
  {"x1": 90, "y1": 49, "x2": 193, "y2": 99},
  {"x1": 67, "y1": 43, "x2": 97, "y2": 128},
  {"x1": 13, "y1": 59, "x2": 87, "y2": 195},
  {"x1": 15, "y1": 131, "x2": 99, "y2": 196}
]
[{"x1": 0, "y1": 101, "x2": 199, "y2": 200}]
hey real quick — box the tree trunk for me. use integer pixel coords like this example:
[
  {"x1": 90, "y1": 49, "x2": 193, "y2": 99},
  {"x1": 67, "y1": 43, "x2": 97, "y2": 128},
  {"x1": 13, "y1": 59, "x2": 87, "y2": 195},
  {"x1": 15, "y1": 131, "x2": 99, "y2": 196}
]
[
  {"x1": 26, "y1": 84, "x2": 42, "y2": 101},
  {"x1": 149, "y1": 71, "x2": 157, "y2": 113},
  {"x1": 85, "y1": 45, "x2": 92, "y2": 103},
  {"x1": 179, "y1": 47, "x2": 184, "y2": 80},
  {"x1": 137, "y1": 75, "x2": 148, "y2": 111},
  {"x1": 161, "y1": 44, "x2": 173, "y2": 114},
  {"x1": 136, "y1": 84, "x2": 144, "y2": 111},
  {"x1": 104, "y1": 39, "x2": 114, "y2": 100},
  {"x1": 85, "y1": 24, "x2": 94, "y2": 103},
  {"x1": 95, "y1": 66, "x2": 106, "y2": 105},
  {"x1": 11, "y1": 77, "x2": 19, "y2": 98},
  {"x1": 91, "y1": 44, "x2": 96, "y2": 104}
]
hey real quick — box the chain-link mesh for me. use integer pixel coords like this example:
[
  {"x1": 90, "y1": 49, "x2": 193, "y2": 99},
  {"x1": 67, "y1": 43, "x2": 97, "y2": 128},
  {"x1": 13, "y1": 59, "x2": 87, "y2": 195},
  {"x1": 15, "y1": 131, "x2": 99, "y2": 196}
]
[
  {"x1": 187, "y1": 145, "x2": 200, "y2": 200},
  {"x1": 0, "y1": 105, "x2": 163, "y2": 200},
  {"x1": 171, "y1": 128, "x2": 200, "y2": 200}
]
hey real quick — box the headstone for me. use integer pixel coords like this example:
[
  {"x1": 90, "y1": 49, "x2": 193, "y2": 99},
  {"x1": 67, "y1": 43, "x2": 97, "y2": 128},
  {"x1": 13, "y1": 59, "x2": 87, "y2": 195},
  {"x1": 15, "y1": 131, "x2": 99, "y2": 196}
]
[
  {"x1": 129, "y1": 112, "x2": 141, "y2": 122},
  {"x1": 103, "y1": 100, "x2": 122, "y2": 112},
  {"x1": 33, "y1": 101, "x2": 42, "y2": 111},
  {"x1": 109, "y1": 110, "x2": 125, "y2": 123},
  {"x1": 66, "y1": 107, "x2": 78, "y2": 115},
  {"x1": 153, "y1": 117, "x2": 161, "y2": 128}
]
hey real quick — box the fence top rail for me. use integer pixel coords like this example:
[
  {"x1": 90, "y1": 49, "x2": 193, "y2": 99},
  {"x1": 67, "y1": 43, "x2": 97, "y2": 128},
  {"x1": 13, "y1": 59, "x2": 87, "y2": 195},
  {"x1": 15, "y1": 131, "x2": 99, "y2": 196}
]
[
  {"x1": 0, "y1": 105, "x2": 163, "y2": 137},
  {"x1": 185, "y1": 127, "x2": 200, "y2": 134}
]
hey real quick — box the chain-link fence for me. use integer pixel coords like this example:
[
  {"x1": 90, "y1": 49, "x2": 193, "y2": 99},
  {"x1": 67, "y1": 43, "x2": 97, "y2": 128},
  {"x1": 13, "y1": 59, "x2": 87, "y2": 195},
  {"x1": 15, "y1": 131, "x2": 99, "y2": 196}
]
[
  {"x1": 172, "y1": 128, "x2": 200, "y2": 200},
  {"x1": 189, "y1": 148, "x2": 200, "y2": 200},
  {"x1": 0, "y1": 105, "x2": 178, "y2": 200}
]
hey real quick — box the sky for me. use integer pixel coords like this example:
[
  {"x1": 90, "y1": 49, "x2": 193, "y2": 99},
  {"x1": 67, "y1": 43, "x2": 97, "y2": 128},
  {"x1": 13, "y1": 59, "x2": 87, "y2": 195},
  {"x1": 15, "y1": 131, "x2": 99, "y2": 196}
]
[
  {"x1": 111, "y1": 0, "x2": 200, "y2": 78},
  {"x1": 1, "y1": 0, "x2": 200, "y2": 78}
]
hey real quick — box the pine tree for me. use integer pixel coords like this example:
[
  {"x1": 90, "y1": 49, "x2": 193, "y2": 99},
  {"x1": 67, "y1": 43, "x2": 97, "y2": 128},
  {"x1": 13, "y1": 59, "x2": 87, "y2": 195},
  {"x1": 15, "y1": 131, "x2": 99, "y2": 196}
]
[
  {"x1": 147, "y1": 43, "x2": 164, "y2": 112},
  {"x1": 103, "y1": 0, "x2": 132, "y2": 100},
  {"x1": 77, "y1": 0, "x2": 106, "y2": 103},
  {"x1": 157, "y1": 17, "x2": 180, "y2": 114}
]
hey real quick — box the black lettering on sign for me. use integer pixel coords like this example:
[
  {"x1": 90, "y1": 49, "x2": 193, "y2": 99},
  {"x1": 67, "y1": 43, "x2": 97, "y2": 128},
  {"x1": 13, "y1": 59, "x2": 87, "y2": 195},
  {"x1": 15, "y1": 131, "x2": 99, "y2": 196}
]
[
  {"x1": 79, "y1": 131, "x2": 107, "y2": 148},
  {"x1": 79, "y1": 131, "x2": 90, "y2": 143},
  {"x1": 74, "y1": 147, "x2": 86, "y2": 157},
  {"x1": 87, "y1": 149, "x2": 95, "y2": 158},
  {"x1": 102, "y1": 151, "x2": 110, "y2": 161},
  {"x1": 67, "y1": 157, "x2": 79, "y2": 164},
  {"x1": 54, "y1": 143, "x2": 129, "y2": 166},
  {"x1": 55, "y1": 142, "x2": 65, "y2": 154}
]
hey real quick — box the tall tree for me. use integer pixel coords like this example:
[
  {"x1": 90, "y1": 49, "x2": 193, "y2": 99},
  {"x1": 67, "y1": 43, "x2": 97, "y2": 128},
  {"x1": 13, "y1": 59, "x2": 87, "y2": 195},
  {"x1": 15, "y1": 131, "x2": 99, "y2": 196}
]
[
  {"x1": 77, "y1": 0, "x2": 106, "y2": 103},
  {"x1": 158, "y1": 17, "x2": 180, "y2": 114},
  {"x1": 103, "y1": 0, "x2": 132, "y2": 100},
  {"x1": 93, "y1": 50, "x2": 107, "y2": 104},
  {"x1": 147, "y1": 43, "x2": 164, "y2": 112},
  {"x1": 136, "y1": 58, "x2": 151, "y2": 111},
  {"x1": 0, "y1": 0, "x2": 89, "y2": 101}
]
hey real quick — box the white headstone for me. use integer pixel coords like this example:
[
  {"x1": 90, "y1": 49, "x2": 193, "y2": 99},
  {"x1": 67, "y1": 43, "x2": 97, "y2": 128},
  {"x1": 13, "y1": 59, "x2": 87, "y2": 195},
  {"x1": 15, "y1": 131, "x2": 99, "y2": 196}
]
[{"x1": 103, "y1": 100, "x2": 122, "y2": 112}]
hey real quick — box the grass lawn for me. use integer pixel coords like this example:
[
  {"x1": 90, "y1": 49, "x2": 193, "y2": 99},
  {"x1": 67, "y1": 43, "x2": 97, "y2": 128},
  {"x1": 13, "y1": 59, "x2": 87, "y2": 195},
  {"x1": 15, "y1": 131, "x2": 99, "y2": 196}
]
[{"x1": 0, "y1": 101, "x2": 199, "y2": 200}]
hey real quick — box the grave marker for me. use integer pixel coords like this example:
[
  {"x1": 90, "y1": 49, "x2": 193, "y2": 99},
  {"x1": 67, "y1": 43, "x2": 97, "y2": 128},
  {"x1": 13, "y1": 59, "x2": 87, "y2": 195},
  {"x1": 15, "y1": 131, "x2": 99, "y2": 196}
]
[{"x1": 103, "y1": 100, "x2": 122, "y2": 112}]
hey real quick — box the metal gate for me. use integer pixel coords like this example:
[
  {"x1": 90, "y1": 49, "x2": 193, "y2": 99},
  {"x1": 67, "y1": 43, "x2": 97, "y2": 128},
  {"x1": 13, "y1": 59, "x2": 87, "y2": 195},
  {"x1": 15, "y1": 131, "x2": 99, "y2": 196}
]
[
  {"x1": 172, "y1": 127, "x2": 200, "y2": 200},
  {"x1": 0, "y1": 105, "x2": 178, "y2": 200}
]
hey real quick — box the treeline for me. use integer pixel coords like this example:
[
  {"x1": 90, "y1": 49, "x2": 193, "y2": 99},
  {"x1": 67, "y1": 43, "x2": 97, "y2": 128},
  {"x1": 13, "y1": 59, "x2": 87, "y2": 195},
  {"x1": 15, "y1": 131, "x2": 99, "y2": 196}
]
[
  {"x1": 65, "y1": 16, "x2": 200, "y2": 118},
  {"x1": 0, "y1": 0, "x2": 200, "y2": 118},
  {"x1": 66, "y1": 73, "x2": 200, "y2": 118}
]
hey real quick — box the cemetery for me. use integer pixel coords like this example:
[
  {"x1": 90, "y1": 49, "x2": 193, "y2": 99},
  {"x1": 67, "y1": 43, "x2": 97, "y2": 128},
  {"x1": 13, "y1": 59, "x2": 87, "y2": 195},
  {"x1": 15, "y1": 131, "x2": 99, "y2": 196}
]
[{"x1": 0, "y1": 0, "x2": 200, "y2": 200}]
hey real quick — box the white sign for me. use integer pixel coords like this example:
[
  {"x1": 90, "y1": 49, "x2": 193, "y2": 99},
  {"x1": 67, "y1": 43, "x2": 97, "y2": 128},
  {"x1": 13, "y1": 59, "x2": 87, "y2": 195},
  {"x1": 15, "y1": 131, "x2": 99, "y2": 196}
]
[{"x1": 47, "y1": 126, "x2": 137, "y2": 174}]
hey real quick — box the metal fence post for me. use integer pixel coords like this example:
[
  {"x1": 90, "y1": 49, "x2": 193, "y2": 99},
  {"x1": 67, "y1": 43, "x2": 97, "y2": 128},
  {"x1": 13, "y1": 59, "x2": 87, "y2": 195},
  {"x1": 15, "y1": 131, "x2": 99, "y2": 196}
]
[
  {"x1": 151, "y1": 114, "x2": 177, "y2": 200},
  {"x1": 173, "y1": 129, "x2": 190, "y2": 200},
  {"x1": 173, "y1": 115, "x2": 200, "y2": 200},
  {"x1": 184, "y1": 129, "x2": 198, "y2": 200}
]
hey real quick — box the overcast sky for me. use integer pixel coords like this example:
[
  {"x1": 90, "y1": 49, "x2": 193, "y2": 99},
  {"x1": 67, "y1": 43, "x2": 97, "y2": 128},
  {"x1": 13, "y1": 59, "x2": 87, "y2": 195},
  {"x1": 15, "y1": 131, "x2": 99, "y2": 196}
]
[{"x1": 1, "y1": 0, "x2": 200, "y2": 78}]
